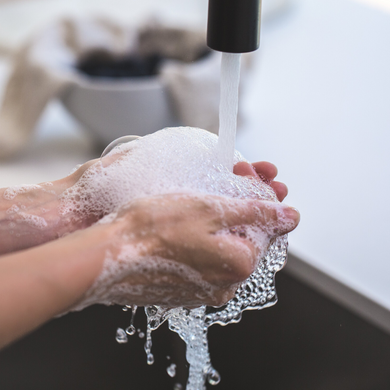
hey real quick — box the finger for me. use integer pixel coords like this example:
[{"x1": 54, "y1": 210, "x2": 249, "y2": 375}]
[
  {"x1": 100, "y1": 152, "x2": 124, "y2": 168},
  {"x1": 68, "y1": 159, "x2": 98, "y2": 182},
  {"x1": 220, "y1": 198, "x2": 300, "y2": 235},
  {"x1": 270, "y1": 181, "x2": 288, "y2": 202},
  {"x1": 251, "y1": 161, "x2": 278, "y2": 181},
  {"x1": 212, "y1": 234, "x2": 258, "y2": 283},
  {"x1": 233, "y1": 162, "x2": 258, "y2": 178}
]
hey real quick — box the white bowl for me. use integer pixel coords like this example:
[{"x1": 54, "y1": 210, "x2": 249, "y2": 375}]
[{"x1": 60, "y1": 75, "x2": 178, "y2": 146}]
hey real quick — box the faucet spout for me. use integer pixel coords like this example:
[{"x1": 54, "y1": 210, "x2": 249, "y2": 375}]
[{"x1": 207, "y1": 0, "x2": 262, "y2": 53}]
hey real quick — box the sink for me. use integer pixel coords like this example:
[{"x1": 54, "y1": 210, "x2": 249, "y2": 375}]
[{"x1": 1, "y1": 270, "x2": 389, "y2": 390}]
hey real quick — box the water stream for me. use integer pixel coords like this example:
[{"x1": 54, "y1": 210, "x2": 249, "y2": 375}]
[{"x1": 217, "y1": 53, "x2": 242, "y2": 172}]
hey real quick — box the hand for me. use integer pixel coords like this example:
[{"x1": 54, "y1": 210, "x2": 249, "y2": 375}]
[
  {"x1": 0, "y1": 158, "x2": 291, "y2": 256},
  {"x1": 234, "y1": 161, "x2": 288, "y2": 202},
  {"x1": 76, "y1": 192, "x2": 300, "y2": 309},
  {"x1": 0, "y1": 161, "x2": 100, "y2": 255},
  {"x1": 0, "y1": 157, "x2": 300, "y2": 348}
]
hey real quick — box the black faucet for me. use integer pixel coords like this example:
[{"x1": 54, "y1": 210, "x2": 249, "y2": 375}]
[{"x1": 207, "y1": 0, "x2": 262, "y2": 53}]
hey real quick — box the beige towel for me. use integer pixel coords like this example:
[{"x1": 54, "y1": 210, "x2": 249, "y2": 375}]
[{"x1": 0, "y1": 18, "x2": 222, "y2": 159}]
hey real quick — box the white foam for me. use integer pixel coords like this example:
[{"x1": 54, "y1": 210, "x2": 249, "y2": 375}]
[
  {"x1": 17, "y1": 212, "x2": 48, "y2": 230},
  {"x1": 60, "y1": 127, "x2": 277, "y2": 220},
  {"x1": 6, "y1": 204, "x2": 20, "y2": 214},
  {"x1": 73, "y1": 245, "x2": 219, "y2": 311},
  {"x1": 3, "y1": 184, "x2": 43, "y2": 200}
]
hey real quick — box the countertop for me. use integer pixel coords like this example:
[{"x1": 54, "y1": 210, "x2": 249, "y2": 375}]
[
  {"x1": 236, "y1": 0, "x2": 390, "y2": 332},
  {"x1": 1, "y1": 0, "x2": 390, "y2": 332}
]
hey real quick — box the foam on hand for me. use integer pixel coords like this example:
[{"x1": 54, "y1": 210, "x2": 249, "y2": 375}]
[{"x1": 60, "y1": 127, "x2": 277, "y2": 219}]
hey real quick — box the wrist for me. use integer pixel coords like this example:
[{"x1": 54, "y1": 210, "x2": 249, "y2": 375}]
[{"x1": 0, "y1": 173, "x2": 97, "y2": 254}]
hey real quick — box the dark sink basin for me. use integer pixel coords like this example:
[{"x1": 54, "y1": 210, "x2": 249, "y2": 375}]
[{"x1": 1, "y1": 270, "x2": 390, "y2": 390}]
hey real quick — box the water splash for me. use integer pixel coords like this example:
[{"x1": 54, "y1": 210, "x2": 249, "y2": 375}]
[
  {"x1": 144, "y1": 326, "x2": 154, "y2": 365},
  {"x1": 119, "y1": 237, "x2": 288, "y2": 386},
  {"x1": 143, "y1": 235, "x2": 287, "y2": 388}
]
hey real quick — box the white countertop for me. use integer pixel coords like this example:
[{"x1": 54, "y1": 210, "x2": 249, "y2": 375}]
[
  {"x1": 1, "y1": 0, "x2": 390, "y2": 331},
  {"x1": 236, "y1": 0, "x2": 390, "y2": 331}
]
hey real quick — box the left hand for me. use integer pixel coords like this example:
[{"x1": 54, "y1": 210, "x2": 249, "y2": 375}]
[
  {"x1": 0, "y1": 159, "x2": 288, "y2": 255},
  {"x1": 233, "y1": 161, "x2": 288, "y2": 202}
]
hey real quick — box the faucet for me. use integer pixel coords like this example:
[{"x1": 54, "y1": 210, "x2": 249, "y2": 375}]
[{"x1": 207, "y1": 0, "x2": 262, "y2": 53}]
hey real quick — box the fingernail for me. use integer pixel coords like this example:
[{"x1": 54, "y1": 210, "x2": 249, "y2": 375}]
[{"x1": 283, "y1": 207, "x2": 300, "y2": 221}]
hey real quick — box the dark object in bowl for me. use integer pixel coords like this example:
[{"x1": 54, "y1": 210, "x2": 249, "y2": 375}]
[
  {"x1": 76, "y1": 46, "x2": 211, "y2": 80},
  {"x1": 77, "y1": 54, "x2": 163, "y2": 78}
]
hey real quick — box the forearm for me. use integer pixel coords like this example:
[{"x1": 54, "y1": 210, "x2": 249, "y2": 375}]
[
  {"x1": 0, "y1": 175, "x2": 97, "y2": 255},
  {"x1": 0, "y1": 223, "x2": 113, "y2": 349}
]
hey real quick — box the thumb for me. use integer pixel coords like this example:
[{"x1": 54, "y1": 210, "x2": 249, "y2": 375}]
[
  {"x1": 253, "y1": 201, "x2": 300, "y2": 236},
  {"x1": 223, "y1": 199, "x2": 300, "y2": 236}
]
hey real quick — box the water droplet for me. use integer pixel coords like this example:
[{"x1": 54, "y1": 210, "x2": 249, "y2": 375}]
[
  {"x1": 125, "y1": 325, "x2": 136, "y2": 336},
  {"x1": 207, "y1": 368, "x2": 221, "y2": 385},
  {"x1": 115, "y1": 328, "x2": 128, "y2": 344},
  {"x1": 173, "y1": 384, "x2": 183, "y2": 390},
  {"x1": 166, "y1": 363, "x2": 176, "y2": 377},
  {"x1": 122, "y1": 306, "x2": 128, "y2": 311},
  {"x1": 146, "y1": 306, "x2": 158, "y2": 316},
  {"x1": 147, "y1": 353, "x2": 154, "y2": 365},
  {"x1": 149, "y1": 319, "x2": 159, "y2": 329},
  {"x1": 138, "y1": 332, "x2": 145, "y2": 339}
]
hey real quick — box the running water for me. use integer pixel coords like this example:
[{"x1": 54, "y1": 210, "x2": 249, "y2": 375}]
[{"x1": 217, "y1": 53, "x2": 242, "y2": 172}]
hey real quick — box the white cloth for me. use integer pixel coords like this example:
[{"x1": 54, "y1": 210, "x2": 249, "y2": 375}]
[{"x1": 0, "y1": 18, "x2": 222, "y2": 159}]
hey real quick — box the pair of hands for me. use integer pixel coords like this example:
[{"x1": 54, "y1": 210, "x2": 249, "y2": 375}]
[
  {"x1": 0, "y1": 158, "x2": 299, "y2": 348},
  {"x1": 0, "y1": 158, "x2": 297, "y2": 309},
  {"x1": 73, "y1": 160, "x2": 298, "y2": 308}
]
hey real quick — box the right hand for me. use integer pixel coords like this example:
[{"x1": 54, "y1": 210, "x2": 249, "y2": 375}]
[{"x1": 76, "y1": 192, "x2": 300, "y2": 309}]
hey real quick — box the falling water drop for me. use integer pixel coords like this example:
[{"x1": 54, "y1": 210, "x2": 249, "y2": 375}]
[
  {"x1": 207, "y1": 368, "x2": 221, "y2": 386},
  {"x1": 167, "y1": 363, "x2": 177, "y2": 378},
  {"x1": 115, "y1": 328, "x2": 128, "y2": 344},
  {"x1": 125, "y1": 306, "x2": 137, "y2": 336},
  {"x1": 125, "y1": 325, "x2": 136, "y2": 336},
  {"x1": 146, "y1": 353, "x2": 155, "y2": 365}
]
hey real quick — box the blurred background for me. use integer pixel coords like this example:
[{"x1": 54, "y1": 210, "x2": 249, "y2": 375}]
[{"x1": 0, "y1": 0, "x2": 390, "y2": 389}]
